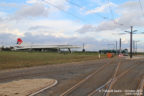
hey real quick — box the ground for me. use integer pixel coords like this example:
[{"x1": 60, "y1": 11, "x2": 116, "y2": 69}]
[
  {"x1": 0, "y1": 79, "x2": 56, "y2": 96},
  {"x1": 0, "y1": 55, "x2": 143, "y2": 96}
]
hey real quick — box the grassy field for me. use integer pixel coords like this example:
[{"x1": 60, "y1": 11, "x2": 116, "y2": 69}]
[{"x1": 0, "y1": 51, "x2": 107, "y2": 70}]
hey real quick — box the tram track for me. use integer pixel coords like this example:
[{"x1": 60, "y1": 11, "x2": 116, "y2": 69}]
[
  {"x1": 60, "y1": 60, "x2": 117, "y2": 96},
  {"x1": 81, "y1": 60, "x2": 138, "y2": 96}
]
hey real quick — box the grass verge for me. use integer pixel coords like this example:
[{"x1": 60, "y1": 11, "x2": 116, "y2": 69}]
[{"x1": 0, "y1": 51, "x2": 107, "y2": 70}]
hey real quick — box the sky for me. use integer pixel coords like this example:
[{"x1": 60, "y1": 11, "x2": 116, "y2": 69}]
[{"x1": 0, "y1": 0, "x2": 144, "y2": 51}]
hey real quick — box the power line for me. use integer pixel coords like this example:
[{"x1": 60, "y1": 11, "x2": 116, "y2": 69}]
[
  {"x1": 106, "y1": 0, "x2": 122, "y2": 26},
  {"x1": 41, "y1": 0, "x2": 129, "y2": 28},
  {"x1": 114, "y1": 0, "x2": 144, "y2": 27},
  {"x1": 66, "y1": 0, "x2": 110, "y2": 20},
  {"x1": 44, "y1": 0, "x2": 140, "y2": 28},
  {"x1": 113, "y1": 0, "x2": 144, "y2": 27},
  {"x1": 43, "y1": 1, "x2": 85, "y2": 21},
  {"x1": 106, "y1": 0, "x2": 114, "y2": 20},
  {"x1": 138, "y1": 0, "x2": 144, "y2": 16},
  {"x1": 68, "y1": 0, "x2": 129, "y2": 27},
  {"x1": 66, "y1": 0, "x2": 82, "y2": 8},
  {"x1": 106, "y1": 0, "x2": 135, "y2": 28},
  {"x1": 94, "y1": 14, "x2": 109, "y2": 20},
  {"x1": 106, "y1": 0, "x2": 130, "y2": 27}
]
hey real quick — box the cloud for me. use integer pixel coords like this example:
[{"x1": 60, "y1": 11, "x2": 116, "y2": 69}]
[
  {"x1": 0, "y1": 33, "x2": 120, "y2": 51},
  {"x1": 77, "y1": 25, "x2": 97, "y2": 33},
  {"x1": 14, "y1": 4, "x2": 49, "y2": 18},
  {"x1": 0, "y1": 0, "x2": 144, "y2": 51},
  {"x1": 9, "y1": 0, "x2": 70, "y2": 20},
  {"x1": 96, "y1": 20, "x2": 128, "y2": 31},
  {"x1": 0, "y1": 33, "x2": 16, "y2": 40},
  {"x1": 90, "y1": 0, "x2": 103, "y2": 5},
  {"x1": 78, "y1": 0, "x2": 144, "y2": 34},
  {"x1": 76, "y1": 20, "x2": 127, "y2": 34},
  {"x1": 0, "y1": 11, "x2": 8, "y2": 19},
  {"x1": 0, "y1": 33, "x2": 17, "y2": 46},
  {"x1": 0, "y1": 17, "x2": 82, "y2": 39},
  {"x1": 0, "y1": 2, "x2": 19, "y2": 8},
  {"x1": 0, "y1": 27, "x2": 24, "y2": 37},
  {"x1": 0, "y1": 31, "x2": 141, "y2": 51},
  {"x1": 116, "y1": 1, "x2": 144, "y2": 27},
  {"x1": 86, "y1": 2, "x2": 116, "y2": 15},
  {"x1": 28, "y1": 25, "x2": 50, "y2": 30},
  {"x1": 26, "y1": 0, "x2": 70, "y2": 11},
  {"x1": 26, "y1": 0, "x2": 39, "y2": 4},
  {"x1": 26, "y1": 19, "x2": 81, "y2": 37}
]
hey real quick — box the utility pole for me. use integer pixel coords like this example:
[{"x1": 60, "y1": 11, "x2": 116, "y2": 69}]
[
  {"x1": 82, "y1": 43, "x2": 85, "y2": 52},
  {"x1": 119, "y1": 38, "x2": 121, "y2": 54},
  {"x1": 130, "y1": 26, "x2": 133, "y2": 58},
  {"x1": 135, "y1": 41, "x2": 140, "y2": 55},
  {"x1": 116, "y1": 41, "x2": 117, "y2": 54},
  {"x1": 125, "y1": 26, "x2": 137, "y2": 59},
  {"x1": 136, "y1": 41, "x2": 137, "y2": 54},
  {"x1": 133, "y1": 40, "x2": 135, "y2": 54}
]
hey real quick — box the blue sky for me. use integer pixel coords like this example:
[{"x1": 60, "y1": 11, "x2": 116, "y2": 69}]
[{"x1": 0, "y1": 0, "x2": 144, "y2": 51}]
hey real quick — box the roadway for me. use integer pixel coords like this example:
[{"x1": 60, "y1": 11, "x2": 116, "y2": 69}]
[{"x1": 0, "y1": 57, "x2": 144, "y2": 96}]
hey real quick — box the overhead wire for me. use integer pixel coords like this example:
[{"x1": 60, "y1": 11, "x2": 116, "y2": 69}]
[
  {"x1": 138, "y1": 0, "x2": 144, "y2": 16},
  {"x1": 42, "y1": 0, "x2": 117, "y2": 23},
  {"x1": 106, "y1": 0, "x2": 120, "y2": 25},
  {"x1": 106, "y1": 0, "x2": 130, "y2": 27},
  {"x1": 67, "y1": 0, "x2": 131, "y2": 29},
  {"x1": 67, "y1": 0, "x2": 130, "y2": 28},
  {"x1": 42, "y1": 0, "x2": 85, "y2": 22},
  {"x1": 107, "y1": 0, "x2": 114, "y2": 20},
  {"x1": 43, "y1": 0, "x2": 139, "y2": 28},
  {"x1": 66, "y1": 0, "x2": 81, "y2": 8},
  {"x1": 66, "y1": 0, "x2": 110, "y2": 20}
]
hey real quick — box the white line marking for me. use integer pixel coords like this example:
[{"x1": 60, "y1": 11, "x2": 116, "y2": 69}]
[{"x1": 29, "y1": 80, "x2": 58, "y2": 96}]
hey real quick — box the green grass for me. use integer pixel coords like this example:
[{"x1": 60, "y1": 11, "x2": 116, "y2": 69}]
[{"x1": 0, "y1": 51, "x2": 107, "y2": 70}]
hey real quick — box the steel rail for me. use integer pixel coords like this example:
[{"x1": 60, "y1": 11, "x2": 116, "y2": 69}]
[
  {"x1": 60, "y1": 60, "x2": 114, "y2": 96},
  {"x1": 136, "y1": 76, "x2": 144, "y2": 96},
  {"x1": 88, "y1": 62, "x2": 137, "y2": 96}
]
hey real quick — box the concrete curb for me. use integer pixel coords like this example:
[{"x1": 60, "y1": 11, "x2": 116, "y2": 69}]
[{"x1": 29, "y1": 80, "x2": 58, "y2": 96}]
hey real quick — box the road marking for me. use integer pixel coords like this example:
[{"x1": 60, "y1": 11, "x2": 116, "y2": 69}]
[
  {"x1": 104, "y1": 63, "x2": 137, "y2": 96},
  {"x1": 29, "y1": 80, "x2": 58, "y2": 96},
  {"x1": 104, "y1": 62, "x2": 121, "y2": 96},
  {"x1": 136, "y1": 77, "x2": 144, "y2": 96},
  {"x1": 88, "y1": 79, "x2": 112, "y2": 96},
  {"x1": 88, "y1": 61, "x2": 121, "y2": 96}
]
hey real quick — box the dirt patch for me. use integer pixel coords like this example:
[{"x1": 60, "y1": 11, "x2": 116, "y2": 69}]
[{"x1": 0, "y1": 79, "x2": 57, "y2": 96}]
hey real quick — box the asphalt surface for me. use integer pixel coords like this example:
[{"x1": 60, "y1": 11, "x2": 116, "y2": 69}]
[{"x1": 0, "y1": 57, "x2": 144, "y2": 96}]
